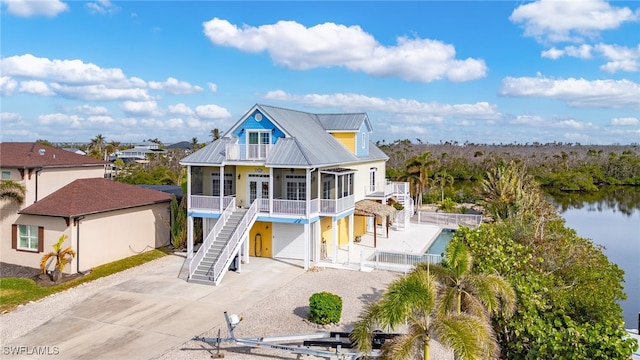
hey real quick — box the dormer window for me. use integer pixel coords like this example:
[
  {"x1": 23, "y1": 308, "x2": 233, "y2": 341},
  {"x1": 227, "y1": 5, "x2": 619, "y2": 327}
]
[{"x1": 247, "y1": 131, "x2": 270, "y2": 159}]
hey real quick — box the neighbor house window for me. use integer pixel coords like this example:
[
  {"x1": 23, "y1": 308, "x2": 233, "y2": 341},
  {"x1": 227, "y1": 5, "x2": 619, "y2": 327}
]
[
  {"x1": 11, "y1": 224, "x2": 43, "y2": 252},
  {"x1": 1, "y1": 170, "x2": 10, "y2": 180},
  {"x1": 361, "y1": 133, "x2": 366, "y2": 149}
]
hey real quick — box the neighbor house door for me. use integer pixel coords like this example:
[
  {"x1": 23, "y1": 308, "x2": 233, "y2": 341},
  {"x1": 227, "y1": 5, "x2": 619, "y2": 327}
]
[{"x1": 248, "y1": 174, "x2": 270, "y2": 209}]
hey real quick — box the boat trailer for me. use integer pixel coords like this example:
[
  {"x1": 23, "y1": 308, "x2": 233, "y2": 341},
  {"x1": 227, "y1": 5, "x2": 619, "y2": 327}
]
[{"x1": 193, "y1": 312, "x2": 397, "y2": 359}]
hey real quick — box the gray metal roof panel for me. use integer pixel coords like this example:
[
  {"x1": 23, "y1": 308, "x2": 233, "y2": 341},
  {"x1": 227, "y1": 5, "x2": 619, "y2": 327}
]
[
  {"x1": 257, "y1": 105, "x2": 361, "y2": 166},
  {"x1": 316, "y1": 113, "x2": 368, "y2": 131},
  {"x1": 179, "y1": 138, "x2": 233, "y2": 165}
]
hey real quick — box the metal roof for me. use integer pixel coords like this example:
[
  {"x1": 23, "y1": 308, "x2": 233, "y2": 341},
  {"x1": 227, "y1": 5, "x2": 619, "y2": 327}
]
[
  {"x1": 316, "y1": 113, "x2": 371, "y2": 131},
  {"x1": 180, "y1": 138, "x2": 233, "y2": 165}
]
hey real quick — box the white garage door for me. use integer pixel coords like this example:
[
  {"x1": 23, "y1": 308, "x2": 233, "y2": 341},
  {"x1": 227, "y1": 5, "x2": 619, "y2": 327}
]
[{"x1": 272, "y1": 223, "x2": 306, "y2": 260}]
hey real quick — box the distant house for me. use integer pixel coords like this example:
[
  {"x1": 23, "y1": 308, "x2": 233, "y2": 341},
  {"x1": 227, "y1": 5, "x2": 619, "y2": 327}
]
[
  {"x1": 113, "y1": 142, "x2": 167, "y2": 163},
  {"x1": 166, "y1": 141, "x2": 194, "y2": 152},
  {"x1": 63, "y1": 147, "x2": 87, "y2": 156},
  {"x1": 0, "y1": 143, "x2": 171, "y2": 273}
]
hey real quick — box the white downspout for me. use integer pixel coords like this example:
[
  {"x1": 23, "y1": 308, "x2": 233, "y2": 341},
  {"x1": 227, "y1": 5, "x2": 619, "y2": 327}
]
[{"x1": 186, "y1": 165, "x2": 193, "y2": 259}]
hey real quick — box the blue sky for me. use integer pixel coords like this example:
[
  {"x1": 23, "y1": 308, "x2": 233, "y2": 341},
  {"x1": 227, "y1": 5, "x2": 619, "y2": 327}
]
[{"x1": 1, "y1": 0, "x2": 639, "y2": 145}]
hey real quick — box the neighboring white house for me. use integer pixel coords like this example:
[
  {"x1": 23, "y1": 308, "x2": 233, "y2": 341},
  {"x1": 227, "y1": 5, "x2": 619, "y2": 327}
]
[{"x1": 180, "y1": 104, "x2": 411, "y2": 285}]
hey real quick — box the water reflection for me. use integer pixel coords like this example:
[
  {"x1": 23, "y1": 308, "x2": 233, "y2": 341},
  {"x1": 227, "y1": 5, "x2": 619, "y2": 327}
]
[{"x1": 547, "y1": 186, "x2": 640, "y2": 216}]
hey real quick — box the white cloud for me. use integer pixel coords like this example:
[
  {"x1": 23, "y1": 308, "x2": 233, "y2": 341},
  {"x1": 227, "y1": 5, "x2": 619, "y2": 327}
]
[
  {"x1": 499, "y1": 75, "x2": 640, "y2": 108},
  {"x1": 168, "y1": 103, "x2": 195, "y2": 116},
  {"x1": 50, "y1": 83, "x2": 151, "y2": 101},
  {"x1": 263, "y1": 90, "x2": 501, "y2": 120},
  {"x1": 148, "y1": 77, "x2": 203, "y2": 94},
  {"x1": 86, "y1": 115, "x2": 114, "y2": 124},
  {"x1": 1, "y1": 0, "x2": 68, "y2": 17},
  {"x1": 553, "y1": 119, "x2": 592, "y2": 129},
  {"x1": 0, "y1": 76, "x2": 17, "y2": 96},
  {"x1": 122, "y1": 101, "x2": 161, "y2": 116},
  {"x1": 38, "y1": 113, "x2": 82, "y2": 127},
  {"x1": 203, "y1": 18, "x2": 486, "y2": 82},
  {"x1": 195, "y1": 104, "x2": 231, "y2": 119},
  {"x1": 542, "y1": 43, "x2": 640, "y2": 73},
  {"x1": 1, "y1": 112, "x2": 22, "y2": 122},
  {"x1": 207, "y1": 82, "x2": 217, "y2": 93},
  {"x1": 611, "y1": 117, "x2": 639, "y2": 125},
  {"x1": 18, "y1": 80, "x2": 54, "y2": 96},
  {"x1": 166, "y1": 118, "x2": 184, "y2": 128},
  {"x1": 85, "y1": 0, "x2": 119, "y2": 15},
  {"x1": 510, "y1": 0, "x2": 640, "y2": 43},
  {"x1": 511, "y1": 114, "x2": 547, "y2": 126},
  {"x1": 72, "y1": 104, "x2": 110, "y2": 115},
  {"x1": 1, "y1": 54, "x2": 131, "y2": 84}
]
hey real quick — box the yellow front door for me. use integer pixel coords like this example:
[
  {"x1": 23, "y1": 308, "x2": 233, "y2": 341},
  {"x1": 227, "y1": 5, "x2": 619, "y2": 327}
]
[{"x1": 249, "y1": 221, "x2": 272, "y2": 257}]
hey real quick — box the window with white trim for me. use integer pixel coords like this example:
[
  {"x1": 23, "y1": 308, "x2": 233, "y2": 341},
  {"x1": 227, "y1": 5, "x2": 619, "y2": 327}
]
[
  {"x1": 13, "y1": 224, "x2": 41, "y2": 251},
  {"x1": 361, "y1": 132, "x2": 366, "y2": 149},
  {"x1": 211, "y1": 173, "x2": 233, "y2": 196},
  {"x1": 1, "y1": 170, "x2": 10, "y2": 180},
  {"x1": 285, "y1": 175, "x2": 306, "y2": 200}
]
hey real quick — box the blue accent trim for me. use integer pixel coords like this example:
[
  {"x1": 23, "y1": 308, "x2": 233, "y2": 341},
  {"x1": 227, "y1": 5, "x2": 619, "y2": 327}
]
[
  {"x1": 188, "y1": 212, "x2": 221, "y2": 219},
  {"x1": 334, "y1": 209, "x2": 354, "y2": 220},
  {"x1": 256, "y1": 216, "x2": 309, "y2": 224}
]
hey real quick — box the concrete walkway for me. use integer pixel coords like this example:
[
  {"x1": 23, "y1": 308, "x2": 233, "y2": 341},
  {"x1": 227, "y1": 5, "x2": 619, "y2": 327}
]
[{"x1": 2, "y1": 255, "x2": 306, "y2": 360}]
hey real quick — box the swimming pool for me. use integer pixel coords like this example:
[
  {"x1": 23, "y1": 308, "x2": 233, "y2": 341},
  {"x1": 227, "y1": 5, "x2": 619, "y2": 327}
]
[{"x1": 426, "y1": 228, "x2": 455, "y2": 255}]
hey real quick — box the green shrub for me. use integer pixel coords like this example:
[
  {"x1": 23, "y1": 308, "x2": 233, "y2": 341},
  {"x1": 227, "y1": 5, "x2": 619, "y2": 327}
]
[
  {"x1": 308, "y1": 292, "x2": 342, "y2": 325},
  {"x1": 438, "y1": 198, "x2": 458, "y2": 213}
]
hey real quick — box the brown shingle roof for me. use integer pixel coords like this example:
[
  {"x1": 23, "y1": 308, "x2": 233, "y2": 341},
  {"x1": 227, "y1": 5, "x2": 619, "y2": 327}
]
[
  {"x1": 20, "y1": 178, "x2": 172, "y2": 217},
  {"x1": 0, "y1": 142, "x2": 107, "y2": 168}
]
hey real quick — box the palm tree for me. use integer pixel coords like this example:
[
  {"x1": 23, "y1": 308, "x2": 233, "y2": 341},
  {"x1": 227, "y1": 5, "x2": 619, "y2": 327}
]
[
  {"x1": 0, "y1": 180, "x2": 26, "y2": 206},
  {"x1": 352, "y1": 267, "x2": 492, "y2": 360},
  {"x1": 40, "y1": 234, "x2": 76, "y2": 282},
  {"x1": 403, "y1": 151, "x2": 438, "y2": 208},
  {"x1": 89, "y1": 134, "x2": 106, "y2": 159},
  {"x1": 416, "y1": 241, "x2": 516, "y2": 358},
  {"x1": 210, "y1": 128, "x2": 222, "y2": 141},
  {"x1": 434, "y1": 169, "x2": 454, "y2": 202}
]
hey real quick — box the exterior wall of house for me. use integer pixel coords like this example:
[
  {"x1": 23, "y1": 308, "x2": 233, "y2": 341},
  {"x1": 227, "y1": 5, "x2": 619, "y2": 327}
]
[
  {"x1": 1, "y1": 214, "x2": 70, "y2": 272},
  {"x1": 330, "y1": 132, "x2": 356, "y2": 153},
  {"x1": 355, "y1": 123, "x2": 370, "y2": 157},
  {"x1": 337, "y1": 217, "x2": 349, "y2": 246},
  {"x1": 354, "y1": 215, "x2": 366, "y2": 237},
  {"x1": 249, "y1": 221, "x2": 272, "y2": 257},
  {"x1": 3, "y1": 202, "x2": 170, "y2": 274},
  {"x1": 350, "y1": 160, "x2": 387, "y2": 199},
  {"x1": 232, "y1": 111, "x2": 285, "y2": 144},
  {"x1": 72, "y1": 203, "x2": 170, "y2": 272},
  {"x1": 320, "y1": 216, "x2": 333, "y2": 257},
  {"x1": 29, "y1": 167, "x2": 105, "y2": 205}
]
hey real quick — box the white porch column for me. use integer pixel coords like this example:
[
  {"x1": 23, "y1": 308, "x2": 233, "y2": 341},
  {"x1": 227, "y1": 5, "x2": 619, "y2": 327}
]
[
  {"x1": 219, "y1": 166, "x2": 224, "y2": 210},
  {"x1": 186, "y1": 165, "x2": 193, "y2": 259},
  {"x1": 348, "y1": 214, "x2": 354, "y2": 252},
  {"x1": 269, "y1": 168, "x2": 273, "y2": 215},
  {"x1": 332, "y1": 217, "x2": 338, "y2": 264},
  {"x1": 315, "y1": 220, "x2": 321, "y2": 263},
  {"x1": 303, "y1": 223, "x2": 310, "y2": 270},
  {"x1": 187, "y1": 216, "x2": 194, "y2": 259}
]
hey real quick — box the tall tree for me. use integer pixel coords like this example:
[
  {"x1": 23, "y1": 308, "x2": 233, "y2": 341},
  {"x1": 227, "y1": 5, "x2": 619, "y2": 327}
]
[
  {"x1": 210, "y1": 128, "x2": 222, "y2": 141},
  {"x1": 352, "y1": 267, "x2": 491, "y2": 360},
  {"x1": 89, "y1": 134, "x2": 106, "y2": 159},
  {"x1": 403, "y1": 151, "x2": 437, "y2": 208},
  {"x1": 434, "y1": 169, "x2": 454, "y2": 202}
]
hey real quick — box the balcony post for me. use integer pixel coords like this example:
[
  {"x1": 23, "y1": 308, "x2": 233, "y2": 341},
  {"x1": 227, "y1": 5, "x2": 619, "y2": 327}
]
[{"x1": 219, "y1": 166, "x2": 224, "y2": 211}]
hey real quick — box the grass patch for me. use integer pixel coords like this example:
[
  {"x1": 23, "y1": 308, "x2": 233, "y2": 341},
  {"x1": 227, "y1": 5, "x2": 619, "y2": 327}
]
[{"x1": 0, "y1": 248, "x2": 170, "y2": 314}]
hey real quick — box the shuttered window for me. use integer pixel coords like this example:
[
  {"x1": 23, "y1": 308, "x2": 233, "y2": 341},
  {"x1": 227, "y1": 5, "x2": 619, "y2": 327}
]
[{"x1": 11, "y1": 224, "x2": 44, "y2": 252}]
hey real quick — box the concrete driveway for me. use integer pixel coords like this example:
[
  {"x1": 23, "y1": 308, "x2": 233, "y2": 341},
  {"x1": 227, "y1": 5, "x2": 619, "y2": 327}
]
[{"x1": 2, "y1": 254, "x2": 305, "y2": 360}]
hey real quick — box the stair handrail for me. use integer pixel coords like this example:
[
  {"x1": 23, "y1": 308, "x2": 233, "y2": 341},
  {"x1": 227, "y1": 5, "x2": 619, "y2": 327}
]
[
  {"x1": 212, "y1": 200, "x2": 258, "y2": 285},
  {"x1": 189, "y1": 198, "x2": 237, "y2": 279}
]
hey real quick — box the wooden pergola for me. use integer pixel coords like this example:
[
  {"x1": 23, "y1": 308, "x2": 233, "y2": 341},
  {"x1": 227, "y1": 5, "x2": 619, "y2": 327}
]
[{"x1": 354, "y1": 199, "x2": 397, "y2": 248}]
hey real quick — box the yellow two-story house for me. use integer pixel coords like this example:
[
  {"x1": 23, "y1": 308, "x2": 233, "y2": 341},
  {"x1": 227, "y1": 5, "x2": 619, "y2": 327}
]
[{"x1": 181, "y1": 104, "x2": 410, "y2": 285}]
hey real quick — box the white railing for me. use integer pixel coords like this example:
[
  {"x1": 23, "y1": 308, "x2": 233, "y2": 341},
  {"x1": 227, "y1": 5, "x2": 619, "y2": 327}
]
[
  {"x1": 258, "y1": 198, "x2": 269, "y2": 212},
  {"x1": 310, "y1": 198, "x2": 319, "y2": 214},
  {"x1": 417, "y1": 211, "x2": 483, "y2": 229},
  {"x1": 225, "y1": 143, "x2": 272, "y2": 161},
  {"x1": 189, "y1": 198, "x2": 236, "y2": 279},
  {"x1": 190, "y1": 195, "x2": 234, "y2": 211},
  {"x1": 365, "y1": 181, "x2": 395, "y2": 197},
  {"x1": 212, "y1": 200, "x2": 258, "y2": 285},
  {"x1": 273, "y1": 199, "x2": 306, "y2": 215},
  {"x1": 392, "y1": 182, "x2": 410, "y2": 196},
  {"x1": 320, "y1": 194, "x2": 355, "y2": 214},
  {"x1": 365, "y1": 250, "x2": 442, "y2": 272}
]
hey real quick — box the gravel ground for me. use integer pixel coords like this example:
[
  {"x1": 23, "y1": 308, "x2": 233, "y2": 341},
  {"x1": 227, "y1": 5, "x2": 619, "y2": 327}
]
[
  {"x1": 1, "y1": 257, "x2": 454, "y2": 360},
  {"x1": 155, "y1": 267, "x2": 454, "y2": 360},
  {"x1": 0, "y1": 262, "x2": 42, "y2": 279}
]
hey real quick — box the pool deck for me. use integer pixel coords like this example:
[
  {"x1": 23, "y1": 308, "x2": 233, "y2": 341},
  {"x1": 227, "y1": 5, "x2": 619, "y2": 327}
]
[{"x1": 320, "y1": 217, "x2": 443, "y2": 269}]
